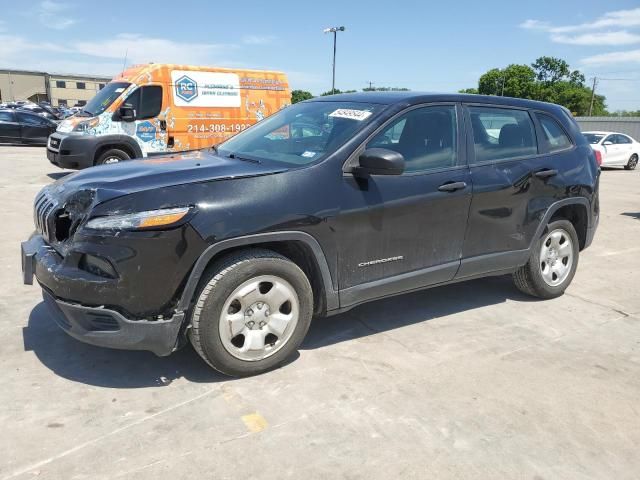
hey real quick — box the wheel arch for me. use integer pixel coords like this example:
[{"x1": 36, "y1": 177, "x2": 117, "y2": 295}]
[
  {"x1": 177, "y1": 232, "x2": 339, "y2": 316},
  {"x1": 537, "y1": 198, "x2": 590, "y2": 251},
  {"x1": 92, "y1": 135, "x2": 143, "y2": 165}
]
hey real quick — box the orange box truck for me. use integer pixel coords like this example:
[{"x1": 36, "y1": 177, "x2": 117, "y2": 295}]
[{"x1": 46, "y1": 63, "x2": 290, "y2": 168}]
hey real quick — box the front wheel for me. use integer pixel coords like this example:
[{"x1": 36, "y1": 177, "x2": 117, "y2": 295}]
[
  {"x1": 625, "y1": 154, "x2": 638, "y2": 170},
  {"x1": 189, "y1": 249, "x2": 313, "y2": 376},
  {"x1": 513, "y1": 219, "x2": 579, "y2": 299},
  {"x1": 95, "y1": 148, "x2": 130, "y2": 166}
]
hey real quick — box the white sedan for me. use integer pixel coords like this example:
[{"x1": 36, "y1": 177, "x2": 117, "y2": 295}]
[{"x1": 583, "y1": 131, "x2": 639, "y2": 170}]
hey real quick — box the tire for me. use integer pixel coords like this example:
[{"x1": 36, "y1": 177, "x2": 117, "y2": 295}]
[
  {"x1": 189, "y1": 248, "x2": 313, "y2": 377},
  {"x1": 95, "y1": 148, "x2": 130, "y2": 166},
  {"x1": 624, "y1": 154, "x2": 638, "y2": 171},
  {"x1": 513, "y1": 219, "x2": 579, "y2": 299}
]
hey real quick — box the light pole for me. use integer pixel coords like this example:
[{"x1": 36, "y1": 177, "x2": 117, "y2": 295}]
[{"x1": 323, "y1": 26, "x2": 345, "y2": 94}]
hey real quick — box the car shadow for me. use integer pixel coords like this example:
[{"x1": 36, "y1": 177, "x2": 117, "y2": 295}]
[
  {"x1": 47, "y1": 172, "x2": 73, "y2": 180},
  {"x1": 621, "y1": 212, "x2": 640, "y2": 220},
  {"x1": 24, "y1": 275, "x2": 534, "y2": 388},
  {"x1": 23, "y1": 302, "x2": 227, "y2": 388},
  {"x1": 302, "y1": 275, "x2": 535, "y2": 350}
]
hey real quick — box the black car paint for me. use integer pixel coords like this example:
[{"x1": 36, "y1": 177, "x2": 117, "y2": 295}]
[
  {"x1": 0, "y1": 109, "x2": 57, "y2": 145},
  {"x1": 21, "y1": 92, "x2": 599, "y2": 356}
]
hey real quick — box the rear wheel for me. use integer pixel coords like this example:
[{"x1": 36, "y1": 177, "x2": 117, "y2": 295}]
[
  {"x1": 513, "y1": 219, "x2": 579, "y2": 299},
  {"x1": 625, "y1": 154, "x2": 638, "y2": 170},
  {"x1": 189, "y1": 249, "x2": 313, "y2": 376},
  {"x1": 95, "y1": 148, "x2": 130, "y2": 165}
]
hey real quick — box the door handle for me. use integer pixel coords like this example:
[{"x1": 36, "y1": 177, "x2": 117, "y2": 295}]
[
  {"x1": 534, "y1": 169, "x2": 558, "y2": 179},
  {"x1": 438, "y1": 181, "x2": 467, "y2": 192}
]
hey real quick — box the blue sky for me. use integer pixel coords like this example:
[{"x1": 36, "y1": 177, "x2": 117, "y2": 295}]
[{"x1": 1, "y1": 0, "x2": 640, "y2": 110}]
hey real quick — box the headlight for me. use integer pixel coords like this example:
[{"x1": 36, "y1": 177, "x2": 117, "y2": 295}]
[
  {"x1": 72, "y1": 117, "x2": 100, "y2": 132},
  {"x1": 85, "y1": 207, "x2": 190, "y2": 230}
]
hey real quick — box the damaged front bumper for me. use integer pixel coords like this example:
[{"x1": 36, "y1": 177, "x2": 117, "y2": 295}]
[{"x1": 21, "y1": 235, "x2": 185, "y2": 356}]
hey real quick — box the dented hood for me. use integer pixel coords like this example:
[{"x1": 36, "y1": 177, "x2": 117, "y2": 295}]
[{"x1": 48, "y1": 149, "x2": 288, "y2": 205}]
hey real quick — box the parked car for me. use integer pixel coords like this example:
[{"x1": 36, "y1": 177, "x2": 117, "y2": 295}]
[
  {"x1": 56, "y1": 106, "x2": 74, "y2": 118},
  {"x1": 22, "y1": 92, "x2": 600, "y2": 376},
  {"x1": 18, "y1": 105, "x2": 59, "y2": 121},
  {"x1": 0, "y1": 109, "x2": 58, "y2": 145},
  {"x1": 47, "y1": 63, "x2": 290, "y2": 169},
  {"x1": 583, "y1": 131, "x2": 639, "y2": 170}
]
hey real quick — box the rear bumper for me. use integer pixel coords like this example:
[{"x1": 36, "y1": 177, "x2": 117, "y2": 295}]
[{"x1": 42, "y1": 290, "x2": 184, "y2": 356}]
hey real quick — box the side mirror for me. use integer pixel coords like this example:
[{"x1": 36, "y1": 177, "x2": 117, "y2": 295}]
[
  {"x1": 603, "y1": 141, "x2": 613, "y2": 146},
  {"x1": 116, "y1": 105, "x2": 136, "y2": 122},
  {"x1": 355, "y1": 148, "x2": 405, "y2": 176}
]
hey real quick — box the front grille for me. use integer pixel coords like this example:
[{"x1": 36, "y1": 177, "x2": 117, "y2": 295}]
[
  {"x1": 33, "y1": 191, "x2": 59, "y2": 243},
  {"x1": 48, "y1": 137, "x2": 60, "y2": 150}
]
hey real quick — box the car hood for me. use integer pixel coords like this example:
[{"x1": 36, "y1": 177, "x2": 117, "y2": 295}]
[{"x1": 45, "y1": 149, "x2": 287, "y2": 205}]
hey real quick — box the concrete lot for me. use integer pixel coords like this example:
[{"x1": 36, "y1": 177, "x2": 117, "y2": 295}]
[{"x1": 1, "y1": 145, "x2": 639, "y2": 479}]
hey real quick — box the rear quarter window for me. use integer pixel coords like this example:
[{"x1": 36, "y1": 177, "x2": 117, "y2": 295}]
[{"x1": 536, "y1": 113, "x2": 573, "y2": 152}]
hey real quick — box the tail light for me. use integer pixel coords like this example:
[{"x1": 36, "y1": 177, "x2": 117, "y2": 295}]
[{"x1": 593, "y1": 149, "x2": 602, "y2": 167}]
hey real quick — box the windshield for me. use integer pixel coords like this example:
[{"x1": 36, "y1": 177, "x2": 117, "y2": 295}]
[
  {"x1": 583, "y1": 133, "x2": 605, "y2": 144},
  {"x1": 81, "y1": 82, "x2": 130, "y2": 117},
  {"x1": 217, "y1": 101, "x2": 385, "y2": 166}
]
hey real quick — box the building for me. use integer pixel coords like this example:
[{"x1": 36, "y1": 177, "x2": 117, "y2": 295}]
[
  {"x1": 575, "y1": 116, "x2": 640, "y2": 141},
  {"x1": 0, "y1": 69, "x2": 112, "y2": 107}
]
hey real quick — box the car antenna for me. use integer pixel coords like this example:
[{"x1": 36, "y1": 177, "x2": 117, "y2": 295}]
[{"x1": 121, "y1": 48, "x2": 128, "y2": 76}]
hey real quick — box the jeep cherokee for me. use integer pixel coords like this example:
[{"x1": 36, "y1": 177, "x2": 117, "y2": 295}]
[{"x1": 21, "y1": 92, "x2": 600, "y2": 376}]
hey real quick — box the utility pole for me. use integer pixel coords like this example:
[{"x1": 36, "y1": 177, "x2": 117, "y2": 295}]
[
  {"x1": 323, "y1": 26, "x2": 345, "y2": 94},
  {"x1": 501, "y1": 76, "x2": 506, "y2": 96},
  {"x1": 366, "y1": 81, "x2": 374, "y2": 90},
  {"x1": 588, "y1": 77, "x2": 598, "y2": 116}
]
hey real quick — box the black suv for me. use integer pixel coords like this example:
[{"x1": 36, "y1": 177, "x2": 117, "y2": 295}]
[{"x1": 21, "y1": 93, "x2": 599, "y2": 376}]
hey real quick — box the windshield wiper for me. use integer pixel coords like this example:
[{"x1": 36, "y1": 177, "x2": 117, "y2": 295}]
[{"x1": 227, "y1": 153, "x2": 261, "y2": 164}]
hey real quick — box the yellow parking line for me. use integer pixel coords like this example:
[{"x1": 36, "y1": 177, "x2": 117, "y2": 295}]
[{"x1": 241, "y1": 413, "x2": 268, "y2": 433}]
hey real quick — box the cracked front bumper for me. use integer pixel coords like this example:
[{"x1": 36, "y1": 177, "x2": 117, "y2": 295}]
[
  {"x1": 22, "y1": 235, "x2": 185, "y2": 356},
  {"x1": 41, "y1": 290, "x2": 184, "y2": 356}
]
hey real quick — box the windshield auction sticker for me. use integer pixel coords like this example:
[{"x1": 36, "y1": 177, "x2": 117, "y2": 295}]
[{"x1": 329, "y1": 109, "x2": 373, "y2": 121}]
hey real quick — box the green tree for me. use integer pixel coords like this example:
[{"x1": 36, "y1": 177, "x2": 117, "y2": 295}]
[
  {"x1": 459, "y1": 88, "x2": 478, "y2": 94},
  {"x1": 320, "y1": 89, "x2": 357, "y2": 96},
  {"x1": 478, "y1": 65, "x2": 536, "y2": 98},
  {"x1": 608, "y1": 110, "x2": 640, "y2": 117},
  {"x1": 362, "y1": 86, "x2": 410, "y2": 92},
  {"x1": 461, "y1": 56, "x2": 607, "y2": 116},
  {"x1": 291, "y1": 90, "x2": 314, "y2": 104}
]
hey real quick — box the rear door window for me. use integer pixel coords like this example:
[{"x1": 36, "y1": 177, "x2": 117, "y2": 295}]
[
  {"x1": 536, "y1": 113, "x2": 572, "y2": 152},
  {"x1": 17, "y1": 112, "x2": 49, "y2": 126},
  {"x1": 0, "y1": 111, "x2": 16, "y2": 122},
  {"x1": 468, "y1": 106, "x2": 537, "y2": 162}
]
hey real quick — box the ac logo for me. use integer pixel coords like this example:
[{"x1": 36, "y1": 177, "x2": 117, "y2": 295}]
[{"x1": 175, "y1": 75, "x2": 198, "y2": 102}]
